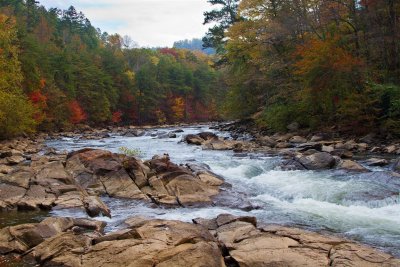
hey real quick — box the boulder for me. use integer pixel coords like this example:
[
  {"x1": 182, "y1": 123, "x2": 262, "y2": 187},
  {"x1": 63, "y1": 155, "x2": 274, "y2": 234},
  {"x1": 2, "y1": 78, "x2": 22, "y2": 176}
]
[
  {"x1": 202, "y1": 139, "x2": 235, "y2": 150},
  {"x1": 146, "y1": 156, "x2": 222, "y2": 207},
  {"x1": 338, "y1": 160, "x2": 369, "y2": 172},
  {"x1": 385, "y1": 145, "x2": 397, "y2": 154},
  {"x1": 289, "y1": 135, "x2": 307, "y2": 143},
  {"x1": 66, "y1": 149, "x2": 146, "y2": 200},
  {"x1": 321, "y1": 145, "x2": 334, "y2": 153},
  {"x1": 257, "y1": 136, "x2": 277, "y2": 147},
  {"x1": 198, "y1": 132, "x2": 218, "y2": 141},
  {"x1": 82, "y1": 195, "x2": 111, "y2": 218},
  {"x1": 297, "y1": 152, "x2": 336, "y2": 170},
  {"x1": 365, "y1": 158, "x2": 389, "y2": 166},
  {"x1": 185, "y1": 134, "x2": 205, "y2": 145},
  {"x1": 280, "y1": 159, "x2": 307, "y2": 171},
  {"x1": 297, "y1": 142, "x2": 322, "y2": 152},
  {"x1": 124, "y1": 129, "x2": 145, "y2": 137}
]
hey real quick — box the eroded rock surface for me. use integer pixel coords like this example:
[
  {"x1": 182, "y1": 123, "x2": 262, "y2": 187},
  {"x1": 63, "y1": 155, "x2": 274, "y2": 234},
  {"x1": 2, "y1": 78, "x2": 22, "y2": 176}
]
[
  {"x1": 194, "y1": 214, "x2": 400, "y2": 267},
  {"x1": 1, "y1": 215, "x2": 398, "y2": 267},
  {"x1": 1, "y1": 148, "x2": 225, "y2": 218}
]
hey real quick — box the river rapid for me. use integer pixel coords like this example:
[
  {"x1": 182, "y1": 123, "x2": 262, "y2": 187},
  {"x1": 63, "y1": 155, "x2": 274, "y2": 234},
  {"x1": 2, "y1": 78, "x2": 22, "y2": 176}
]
[{"x1": 44, "y1": 125, "x2": 400, "y2": 257}]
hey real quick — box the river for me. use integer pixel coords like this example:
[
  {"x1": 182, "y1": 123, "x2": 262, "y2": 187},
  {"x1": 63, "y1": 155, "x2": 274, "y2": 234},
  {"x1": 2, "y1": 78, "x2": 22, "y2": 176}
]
[{"x1": 44, "y1": 125, "x2": 400, "y2": 257}]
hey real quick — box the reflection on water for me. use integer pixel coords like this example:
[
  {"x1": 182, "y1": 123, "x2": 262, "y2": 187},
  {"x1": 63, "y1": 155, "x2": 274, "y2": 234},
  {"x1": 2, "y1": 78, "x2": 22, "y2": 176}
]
[{"x1": 0, "y1": 210, "x2": 49, "y2": 229}]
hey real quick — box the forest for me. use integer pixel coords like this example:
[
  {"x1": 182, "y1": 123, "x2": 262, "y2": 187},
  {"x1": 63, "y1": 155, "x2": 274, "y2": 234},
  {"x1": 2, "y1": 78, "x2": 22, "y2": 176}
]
[
  {"x1": 0, "y1": 0, "x2": 226, "y2": 138},
  {"x1": 204, "y1": 0, "x2": 400, "y2": 135},
  {"x1": 0, "y1": 0, "x2": 400, "y2": 139}
]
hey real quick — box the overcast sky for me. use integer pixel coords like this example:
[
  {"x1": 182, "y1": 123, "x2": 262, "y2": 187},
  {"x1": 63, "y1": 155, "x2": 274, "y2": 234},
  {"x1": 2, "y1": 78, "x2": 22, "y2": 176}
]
[{"x1": 38, "y1": 0, "x2": 213, "y2": 47}]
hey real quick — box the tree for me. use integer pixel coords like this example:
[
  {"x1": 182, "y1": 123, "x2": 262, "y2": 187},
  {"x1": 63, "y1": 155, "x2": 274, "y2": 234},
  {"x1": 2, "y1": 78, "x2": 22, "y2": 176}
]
[
  {"x1": 202, "y1": 0, "x2": 241, "y2": 54},
  {"x1": 0, "y1": 14, "x2": 35, "y2": 138}
]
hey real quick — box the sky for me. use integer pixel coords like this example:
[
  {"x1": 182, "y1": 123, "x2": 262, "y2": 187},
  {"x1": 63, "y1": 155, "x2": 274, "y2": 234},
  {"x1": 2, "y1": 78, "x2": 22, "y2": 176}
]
[{"x1": 38, "y1": 0, "x2": 213, "y2": 47}]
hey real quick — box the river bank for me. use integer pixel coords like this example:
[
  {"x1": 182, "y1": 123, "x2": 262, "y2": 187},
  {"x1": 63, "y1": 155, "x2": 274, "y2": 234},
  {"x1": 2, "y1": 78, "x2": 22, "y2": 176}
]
[{"x1": 1, "y1": 124, "x2": 400, "y2": 266}]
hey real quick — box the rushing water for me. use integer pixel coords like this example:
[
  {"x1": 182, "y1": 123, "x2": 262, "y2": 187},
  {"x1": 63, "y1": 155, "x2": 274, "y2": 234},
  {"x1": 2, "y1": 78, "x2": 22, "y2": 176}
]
[{"x1": 43, "y1": 125, "x2": 400, "y2": 257}]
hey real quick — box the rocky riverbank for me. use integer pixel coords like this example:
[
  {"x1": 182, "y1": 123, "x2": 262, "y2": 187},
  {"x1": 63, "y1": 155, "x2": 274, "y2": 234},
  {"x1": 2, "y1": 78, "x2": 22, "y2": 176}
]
[
  {"x1": 1, "y1": 214, "x2": 399, "y2": 266},
  {"x1": 1, "y1": 125, "x2": 400, "y2": 266},
  {"x1": 183, "y1": 123, "x2": 400, "y2": 174}
]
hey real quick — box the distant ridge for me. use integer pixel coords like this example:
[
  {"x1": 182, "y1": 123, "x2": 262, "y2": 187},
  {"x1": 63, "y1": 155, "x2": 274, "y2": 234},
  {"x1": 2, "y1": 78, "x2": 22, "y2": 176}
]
[{"x1": 173, "y1": 38, "x2": 215, "y2": 55}]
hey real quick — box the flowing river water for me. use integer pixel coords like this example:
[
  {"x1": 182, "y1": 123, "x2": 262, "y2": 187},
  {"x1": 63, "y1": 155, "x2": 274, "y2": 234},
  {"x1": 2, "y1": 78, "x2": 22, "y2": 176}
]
[{"x1": 31, "y1": 125, "x2": 400, "y2": 257}]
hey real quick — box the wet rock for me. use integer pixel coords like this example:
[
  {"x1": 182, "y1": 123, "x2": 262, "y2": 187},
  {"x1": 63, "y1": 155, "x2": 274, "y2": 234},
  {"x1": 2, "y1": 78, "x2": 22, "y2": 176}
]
[
  {"x1": 280, "y1": 159, "x2": 307, "y2": 171},
  {"x1": 393, "y1": 158, "x2": 400, "y2": 172},
  {"x1": 338, "y1": 160, "x2": 369, "y2": 172},
  {"x1": 365, "y1": 158, "x2": 389, "y2": 166},
  {"x1": 203, "y1": 139, "x2": 235, "y2": 150},
  {"x1": 296, "y1": 152, "x2": 336, "y2": 170},
  {"x1": 297, "y1": 142, "x2": 322, "y2": 152},
  {"x1": 168, "y1": 132, "x2": 177, "y2": 138},
  {"x1": 199, "y1": 132, "x2": 218, "y2": 141},
  {"x1": 256, "y1": 136, "x2": 277, "y2": 147},
  {"x1": 124, "y1": 129, "x2": 145, "y2": 137},
  {"x1": 322, "y1": 145, "x2": 335, "y2": 153},
  {"x1": 82, "y1": 195, "x2": 111, "y2": 218},
  {"x1": 185, "y1": 134, "x2": 205, "y2": 145}
]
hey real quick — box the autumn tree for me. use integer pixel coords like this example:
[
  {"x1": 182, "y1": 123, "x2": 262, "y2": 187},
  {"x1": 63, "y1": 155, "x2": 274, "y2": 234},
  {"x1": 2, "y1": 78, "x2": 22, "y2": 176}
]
[{"x1": 0, "y1": 14, "x2": 35, "y2": 138}]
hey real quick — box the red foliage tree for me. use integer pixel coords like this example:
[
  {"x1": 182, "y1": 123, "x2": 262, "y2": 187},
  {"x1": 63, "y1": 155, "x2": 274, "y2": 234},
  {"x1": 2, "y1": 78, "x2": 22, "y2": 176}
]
[
  {"x1": 159, "y1": 48, "x2": 179, "y2": 59},
  {"x1": 29, "y1": 90, "x2": 47, "y2": 123},
  {"x1": 112, "y1": 111, "x2": 123, "y2": 123},
  {"x1": 68, "y1": 100, "x2": 87, "y2": 124}
]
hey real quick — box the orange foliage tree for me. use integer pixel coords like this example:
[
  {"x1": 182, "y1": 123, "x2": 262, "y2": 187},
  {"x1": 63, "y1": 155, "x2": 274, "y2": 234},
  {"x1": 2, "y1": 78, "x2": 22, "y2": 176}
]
[
  {"x1": 68, "y1": 100, "x2": 87, "y2": 124},
  {"x1": 294, "y1": 36, "x2": 365, "y2": 122}
]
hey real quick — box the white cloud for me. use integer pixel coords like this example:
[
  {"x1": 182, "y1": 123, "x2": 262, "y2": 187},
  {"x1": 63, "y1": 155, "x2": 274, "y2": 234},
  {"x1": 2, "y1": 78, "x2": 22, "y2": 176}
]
[{"x1": 38, "y1": 0, "x2": 213, "y2": 47}]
